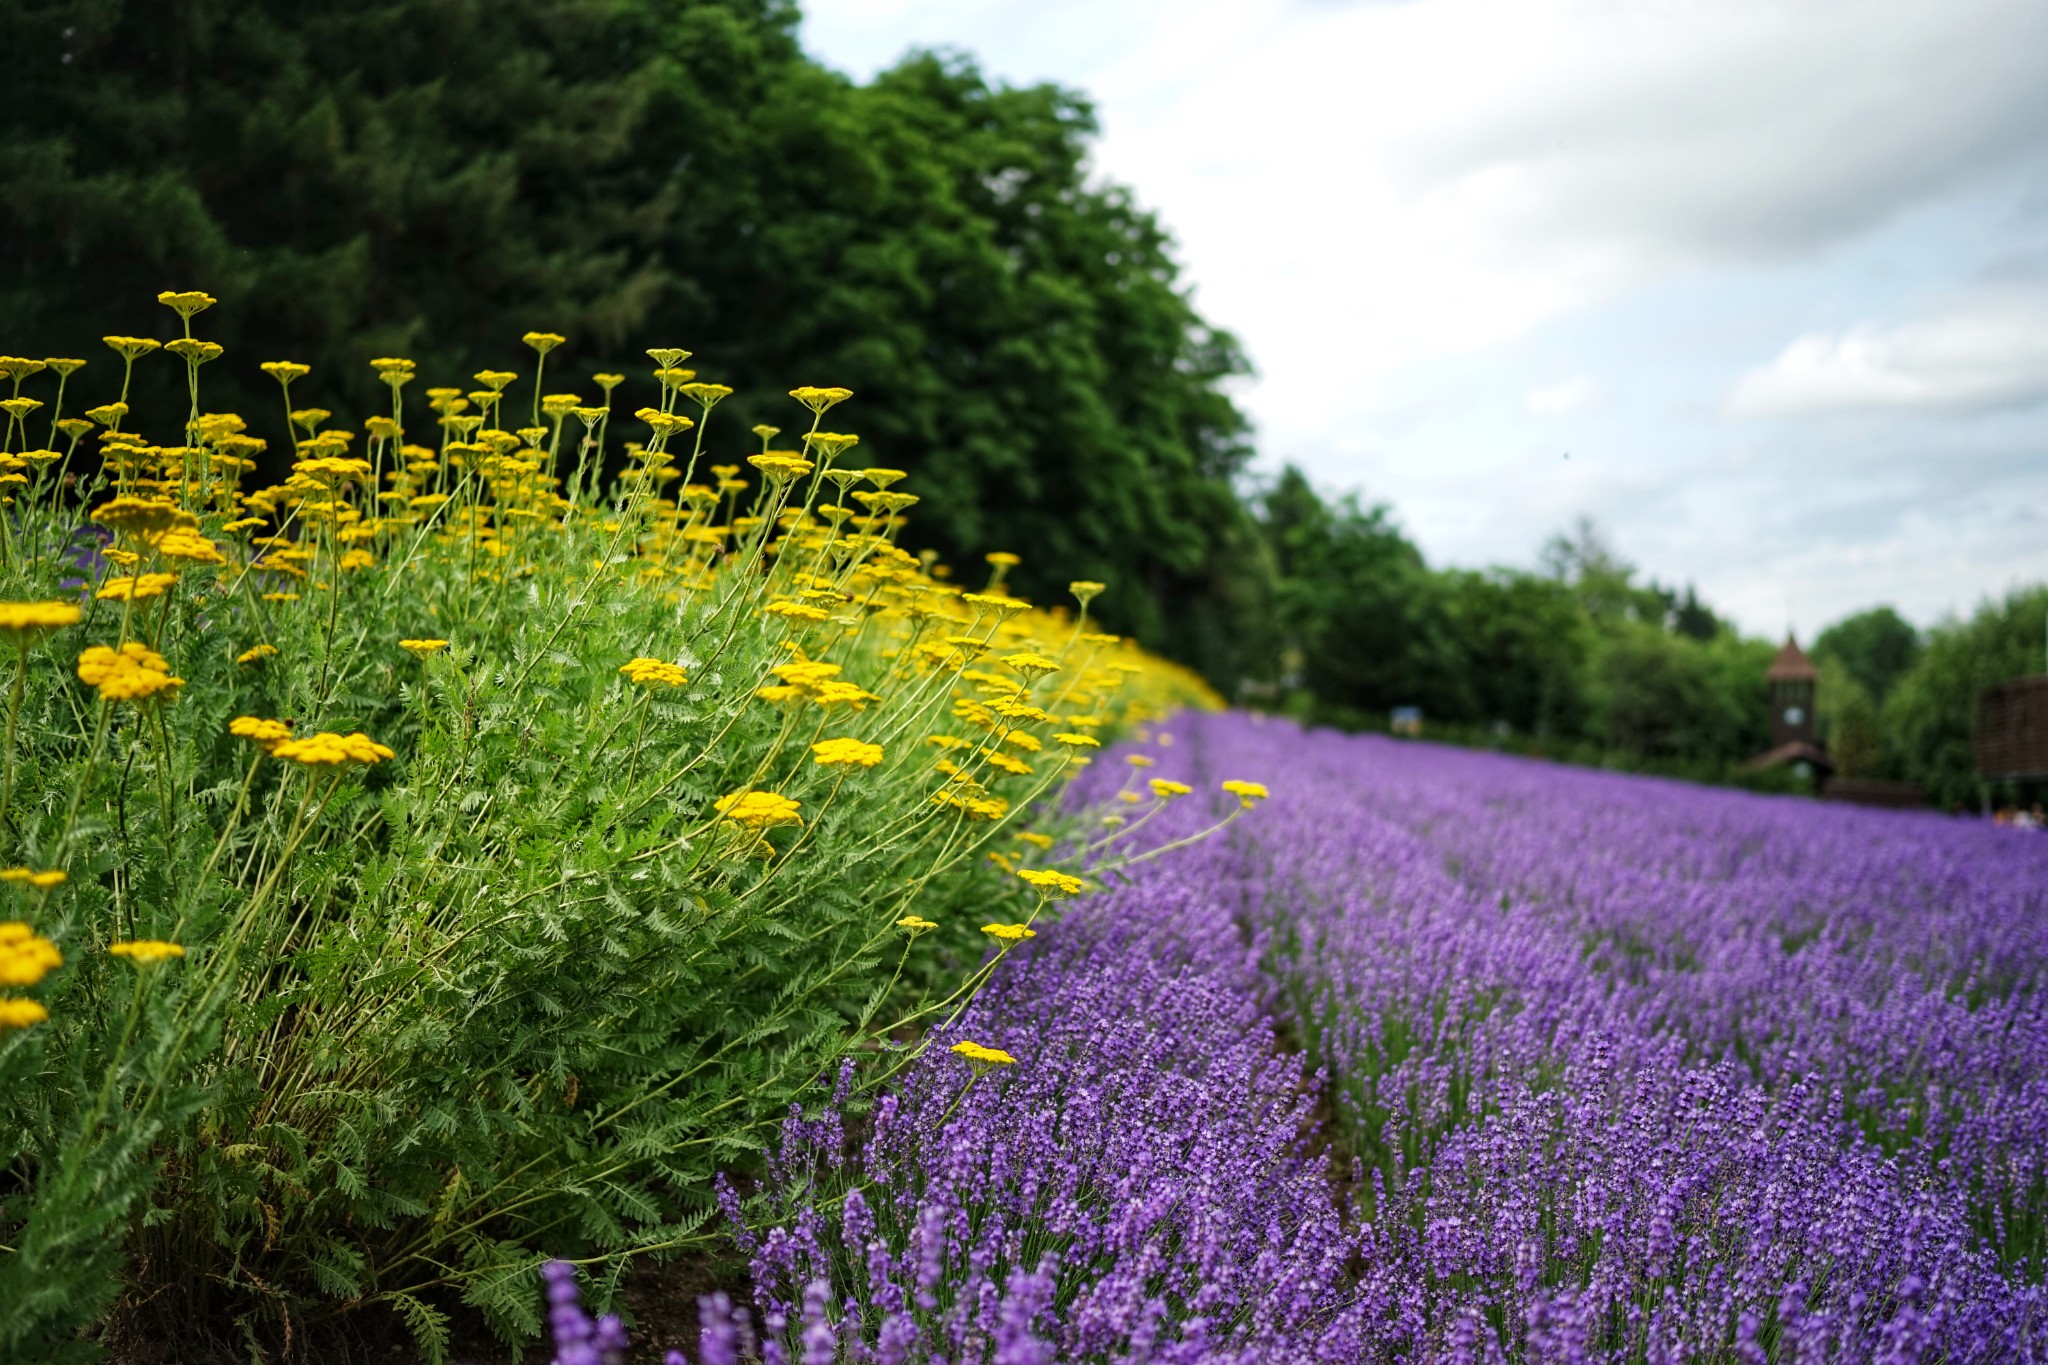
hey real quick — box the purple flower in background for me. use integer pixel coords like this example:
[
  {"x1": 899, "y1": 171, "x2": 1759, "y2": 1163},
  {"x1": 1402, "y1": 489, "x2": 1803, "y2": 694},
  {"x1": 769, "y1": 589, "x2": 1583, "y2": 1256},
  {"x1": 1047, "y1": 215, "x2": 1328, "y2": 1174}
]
[{"x1": 559, "y1": 710, "x2": 2048, "y2": 1362}]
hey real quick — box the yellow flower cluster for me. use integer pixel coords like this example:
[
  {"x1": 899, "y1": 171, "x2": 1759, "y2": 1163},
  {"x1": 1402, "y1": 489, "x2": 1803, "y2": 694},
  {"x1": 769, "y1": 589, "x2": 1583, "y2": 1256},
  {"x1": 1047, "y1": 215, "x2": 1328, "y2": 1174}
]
[
  {"x1": 1016, "y1": 868, "x2": 1087, "y2": 899},
  {"x1": 270, "y1": 732, "x2": 396, "y2": 766},
  {"x1": 0, "y1": 600, "x2": 81, "y2": 635},
  {"x1": 229, "y1": 716, "x2": 294, "y2": 754},
  {"x1": 0, "y1": 921, "x2": 61, "y2": 979},
  {"x1": 96, "y1": 573, "x2": 180, "y2": 602},
  {"x1": 236, "y1": 644, "x2": 279, "y2": 665},
  {"x1": 109, "y1": 940, "x2": 186, "y2": 965},
  {"x1": 77, "y1": 642, "x2": 184, "y2": 702},
  {"x1": 812, "y1": 738, "x2": 884, "y2": 768},
  {"x1": 620, "y1": 656, "x2": 690, "y2": 689},
  {"x1": 1222, "y1": 780, "x2": 1270, "y2": 809},
  {"x1": 981, "y1": 923, "x2": 1037, "y2": 943},
  {"x1": 1, "y1": 868, "x2": 66, "y2": 889},
  {"x1": 400, "y1": 639, "x2": 450, "y2": 656},
  {"x1": 714, "y1": 790, "x2": 803, "y2": 828},
  {"x1": 950, "y1": 1039, "x2": 1018, "y2": 1068}
]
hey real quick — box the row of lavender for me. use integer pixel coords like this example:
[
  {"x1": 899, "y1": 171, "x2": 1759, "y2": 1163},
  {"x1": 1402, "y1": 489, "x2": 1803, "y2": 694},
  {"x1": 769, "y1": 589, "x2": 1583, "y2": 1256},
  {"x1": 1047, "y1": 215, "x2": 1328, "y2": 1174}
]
[{"x1": 560, "y1": 711, "x2": 2047, "y2": 1362}]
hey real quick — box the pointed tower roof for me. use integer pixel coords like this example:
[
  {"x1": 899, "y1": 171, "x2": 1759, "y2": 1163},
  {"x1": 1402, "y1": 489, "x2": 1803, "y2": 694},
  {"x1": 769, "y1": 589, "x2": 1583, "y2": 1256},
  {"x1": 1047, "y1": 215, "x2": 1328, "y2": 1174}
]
[{"x1": 1766, "y1": 635, "x2": 1818, "y2": 682}]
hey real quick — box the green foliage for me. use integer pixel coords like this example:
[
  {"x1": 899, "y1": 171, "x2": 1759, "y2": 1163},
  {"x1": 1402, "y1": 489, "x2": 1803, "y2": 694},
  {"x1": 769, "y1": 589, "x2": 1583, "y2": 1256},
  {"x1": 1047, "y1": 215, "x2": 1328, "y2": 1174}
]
[
  {"x1": 0, "y1": 0, "x2": 1254, "y2": 676},
  {"x1": 0, "y1": 304, "x2": 1209, "y2": 1358},
  {"x1": 1815, "y1": 606, "x2": 1922, "y2": 705},
  {"x1": 1884, "y1": 585, "x2": 2048, "y2": 809}
]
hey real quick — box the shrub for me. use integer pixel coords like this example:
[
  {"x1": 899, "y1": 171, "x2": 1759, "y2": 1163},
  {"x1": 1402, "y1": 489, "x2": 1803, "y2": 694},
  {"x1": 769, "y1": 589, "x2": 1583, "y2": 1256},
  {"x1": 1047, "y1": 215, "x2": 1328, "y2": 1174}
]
[{"x1": 0, "y1": 299, "x2": 1212, "y2": 1360}]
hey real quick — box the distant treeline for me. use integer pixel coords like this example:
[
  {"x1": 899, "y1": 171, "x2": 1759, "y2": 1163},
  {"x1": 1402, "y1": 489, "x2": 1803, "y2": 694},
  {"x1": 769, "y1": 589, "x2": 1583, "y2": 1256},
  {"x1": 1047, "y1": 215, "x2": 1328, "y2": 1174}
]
[
  {"x1": 5, "y1": 0, "x2": 2037, "y2": 809},
  {"x1": 1228, "y1": 473, "x2": 2048, "y2": 812}
]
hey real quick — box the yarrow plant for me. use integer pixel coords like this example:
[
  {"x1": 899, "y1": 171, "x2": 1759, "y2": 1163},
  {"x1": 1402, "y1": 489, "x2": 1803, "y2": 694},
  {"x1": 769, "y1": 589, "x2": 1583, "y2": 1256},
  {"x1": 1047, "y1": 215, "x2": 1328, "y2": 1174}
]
[{"x1": 0, "y1": 293, "x2": 1224, "y2": 1360}]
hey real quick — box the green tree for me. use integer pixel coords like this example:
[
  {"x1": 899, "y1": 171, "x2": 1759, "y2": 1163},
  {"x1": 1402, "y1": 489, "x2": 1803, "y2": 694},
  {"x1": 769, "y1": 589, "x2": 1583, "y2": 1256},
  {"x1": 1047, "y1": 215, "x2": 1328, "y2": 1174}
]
[
  {"x1": 1439, "y1": 568, "x2": 1591, "y2": 738},
  {"x1": 1262, "y1": 467, "x2": 1467, "y2": 721},
  {"x1": 1885, "y1": 585, "x2": 2048, "y2": 808},
  {"x1": 1815, "y1": 606, "x2": 1922, "y2": 704}
]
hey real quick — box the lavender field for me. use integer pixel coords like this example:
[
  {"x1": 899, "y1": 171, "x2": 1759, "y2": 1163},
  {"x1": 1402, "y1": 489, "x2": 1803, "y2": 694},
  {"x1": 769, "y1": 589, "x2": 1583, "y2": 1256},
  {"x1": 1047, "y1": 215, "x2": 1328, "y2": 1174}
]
[{"x1": 648, "y1": 711, "x2": 2048, "y2": 1364}]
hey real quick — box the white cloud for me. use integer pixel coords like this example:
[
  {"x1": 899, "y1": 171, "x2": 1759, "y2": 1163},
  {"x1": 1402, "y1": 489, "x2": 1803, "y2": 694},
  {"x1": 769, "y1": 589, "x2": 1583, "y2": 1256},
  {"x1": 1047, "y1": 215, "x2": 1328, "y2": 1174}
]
[
  {"x1": 1728, "y1": 293, "x2": 2048, "y2": 417},
  {"x1": 802, "y1": 0, "x2": 2048, "y2": 632},
  {"x1": 1526, "y1": 374, "x2": 1602, "y2": 418}
]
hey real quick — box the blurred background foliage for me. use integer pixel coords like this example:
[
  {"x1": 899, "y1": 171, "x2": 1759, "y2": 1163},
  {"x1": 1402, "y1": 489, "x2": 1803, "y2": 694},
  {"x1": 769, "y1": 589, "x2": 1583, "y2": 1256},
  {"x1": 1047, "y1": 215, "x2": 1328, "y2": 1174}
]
[{"x1": 2, "y1": 0, "x2": 2040, "y2": 808}]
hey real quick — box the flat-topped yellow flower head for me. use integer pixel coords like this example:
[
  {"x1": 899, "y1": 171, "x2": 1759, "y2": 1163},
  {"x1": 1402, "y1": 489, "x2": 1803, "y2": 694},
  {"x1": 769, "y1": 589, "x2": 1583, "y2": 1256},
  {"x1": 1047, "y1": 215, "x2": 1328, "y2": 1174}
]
[
  {"x1": 1016, "y1": 868, "x2": 1087, "y2": 899},
  {"x1": 981, "y1": 923, "x2": 1037, "y2": 944},
  {"x1": 0, "y1": 601, "x2": 82, "y2": 637},
  {"x1": 1221, "y1": 779, "x2": 1270, "y2": 809},
  {"x1": 77, "y1": 643, "x2": 183, "y2": 703},
  {"x1": 950, "y1": 1039, "x2": 1017, "y2": 1068},
  {"x1": 714, "y1": 790, "x2": 803, "y2": 829},
  {"x1": 0, "y1": 869, "x2": 66, "y2": 891},
  {"x1": 271, "y1": 732, "x2": 396, "y2": 767},
  {"x1": 619, "y1": 656, "x2": 689, "y2": 689},
  {"x1": 788, "y1": 385, "x2": 853, "y2": 415},
  {"x1": 1149, "y1": 779, "x2": 1192, "y2": 800},
  {"x1": 156, "y1": 289, "x2": 217, "y2": 320},
  {"x1": 812, "y1": 737, "x2": 884, "y2": 769},
  {"x1": 228, "y1": 716, "x2": 293, "y2": 754},
  {"x1": 0, "y1": 921, "x2": 62, "y2": 987},
  {"x1": 400, "y1": 639, "x2": 450, "y2": 657},
  {"x1": 109, "y1": 940, "x2": 185, "y2": 965},
  {"x1": 0, "y1": 998, "x2": 49, "y2": 1030}
]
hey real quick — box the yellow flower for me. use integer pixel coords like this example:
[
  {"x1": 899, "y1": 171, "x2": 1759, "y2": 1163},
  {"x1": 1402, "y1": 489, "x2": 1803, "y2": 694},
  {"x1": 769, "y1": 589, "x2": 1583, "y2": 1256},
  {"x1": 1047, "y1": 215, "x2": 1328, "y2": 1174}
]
[
  {"x1": 1069, "y1": 581, "x2": 1106, "y2": 605},
  {"x1": 714, "y1": 790, "x2": 803, "y2": 829},
  {"x1": 1015, "y1": 831, "x2": 1054, "y2": 850},
  {"x1": 788, "y1": 385, "x2": 853, "y2": 414},
  {"x1": 1054, "y1": 733, "x2": 1100, "y2": 750},
  {"x1": 1126, "y1": 754, "x2": 1156, "y2": 769},
  {"x1": 0, "y1": 998, "x2": 49, "y2": 1030},
  {"x1": 809, "y1": 680, "x2": 880, "y2": 709},
  {"x1": 93, "y1": 496, "x2": 196, "y2": 538},
  {"x1": 108, "y1": 939, "x2": 185, "y2": 964},
  {"x1": 96, "y1": 573, "x2": 180, "y2": 602},
  {"x1": 950, "y1": 1039, "x2": 1017, "y2": 1067},
  {"x1": 339, "y1": 548, "x2": 376, "y2": 572},
  {"x1": 236, "y1": 644, "x2": 279, "y2": 666},
  {"x1": 76, "y1": 643, "x2": 184, "y2": 703},
  {"x1": 154, "y1": 529, "x2": 226, "y2": 567},
  {"x1": 164, "y1": 339, "x2": 224, "y2": 364},
  {"x1": 1001, "y1": 652, "x2": 1059, "y2": 679},
  {"x1": 0, "y1": 921, "x2": 62, "y2": 987},
  {"x1": 270, "y1": 731, "x2": 396, "y2": 766},
  {"x1": 812, "y1": 737, "x2": 884, "y2": 768},
  {"x1": 981, "y1": 922, "x2": 1037, "y2": 943},
  {"x1": 1221, "y1": 780, "x2": 1269, "y2": 809},
  {"x1": 0, "y1": 601, "x2": 82, "y2": 636},
  {"x1": 156, "y1": 289, "x2": 217, "y2": 319},
  {"x1": 985, "y1": 751, "x2": 1033, "y2": 777},
  {"x1": 228, "y1": 716, "x2": 293, "y2": 754},
  {"x1": 1149, "y1": 779, "x2": 1192, "y2": 799},
  {"x1": 259, "y1": 361, "x2": 311, "y2": 384},
  {"x1": 522, "y1": 331, "x2": 568, "y2": 355},
  {"x1": 400, "y1": 639, "x2": 449, "y2": 657},
  {"x1": 1017, "y1": 868, "x2": 1087, "y2": 898},
  {"x1": 101, "y1": 338, "x2": 160, "y2": 362},
  {"x1": 748, "y1": 452, "x2": 815, "y2": 481},
  {"x1": 754, "y1": 684, "x2": 804, "y2": 704},
  {"x1": 896, "y1": 916, "x2": 937, "y2": 933},
  {"x1": 0, "y1": 869, "x2": 66, "y2": 890},
  {"x1": 262, "y1": 592, "x2": 300, "y2": 603},
  {"x1": 619, "y1": 656, "x2": 689, "y2": 689}
]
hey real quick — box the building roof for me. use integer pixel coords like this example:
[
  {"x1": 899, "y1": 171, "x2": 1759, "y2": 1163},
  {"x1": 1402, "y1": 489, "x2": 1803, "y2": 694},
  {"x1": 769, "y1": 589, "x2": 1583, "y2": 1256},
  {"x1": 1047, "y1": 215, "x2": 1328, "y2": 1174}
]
[
  {"x1": 1741, "y1": 740, "x2": 1835, "y2": 775},
  {"x1": 1765, "y1": 636, "x2": 1819, "y2": 682}
]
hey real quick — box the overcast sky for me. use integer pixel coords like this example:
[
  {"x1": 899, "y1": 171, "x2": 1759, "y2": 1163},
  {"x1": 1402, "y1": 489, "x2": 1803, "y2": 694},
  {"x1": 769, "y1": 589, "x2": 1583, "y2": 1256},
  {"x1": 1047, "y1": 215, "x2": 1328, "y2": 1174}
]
[{"x1": 800, "y1": 0, "x2": 2048, "y2": 637}]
